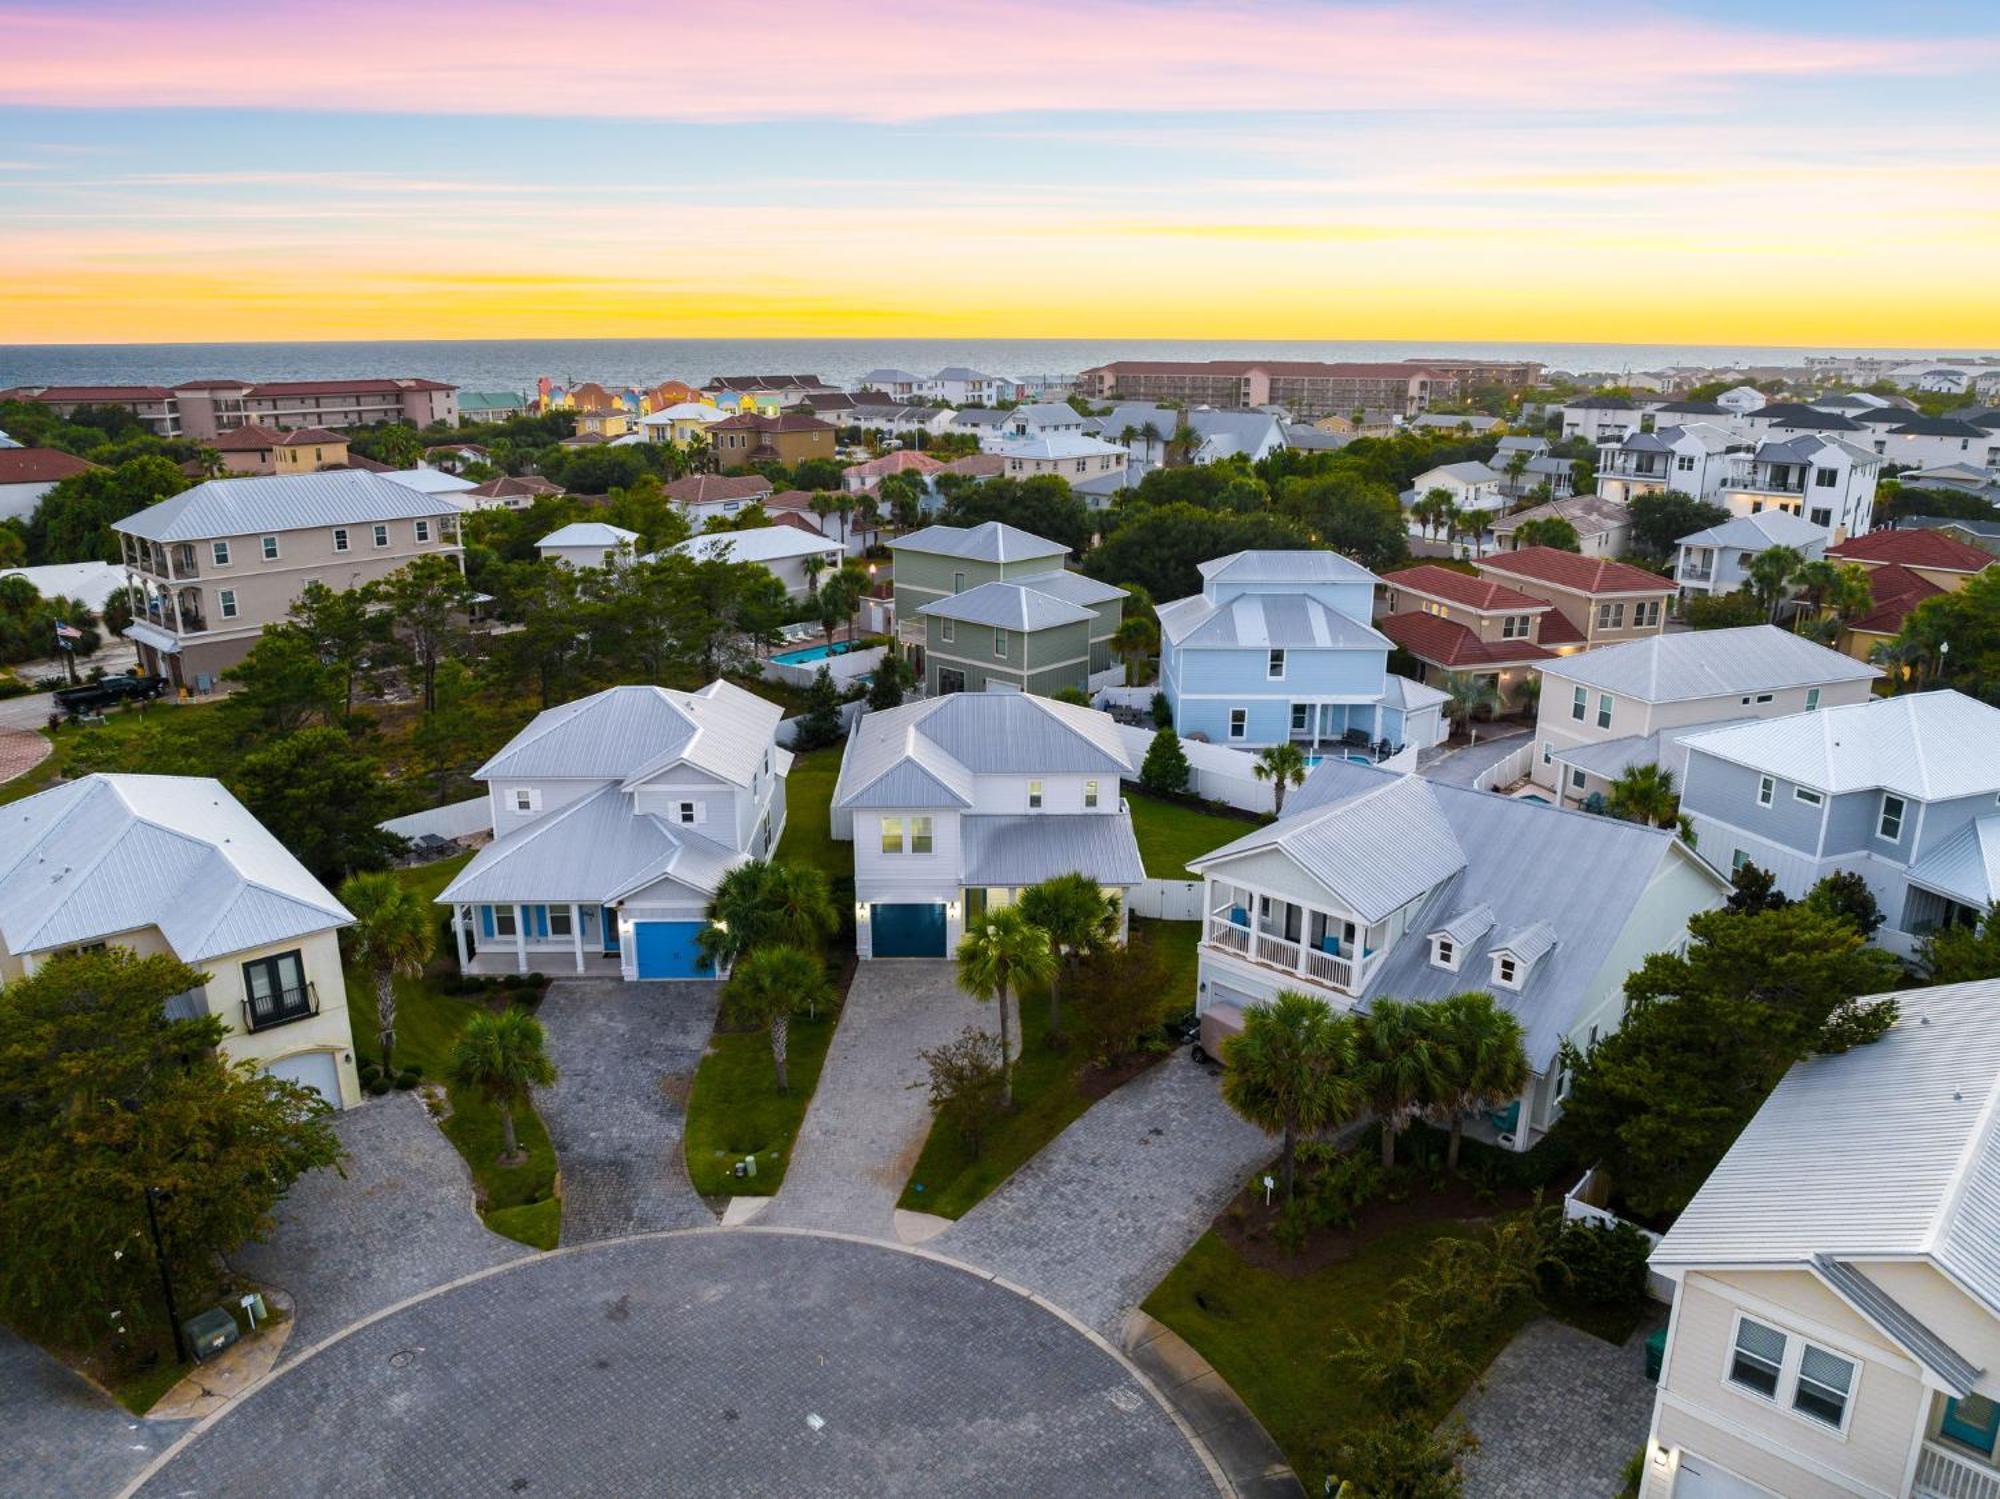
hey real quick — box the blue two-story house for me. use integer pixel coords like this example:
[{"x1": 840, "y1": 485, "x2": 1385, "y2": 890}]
[
  {"x1": 1157, "y1": 549, "x2": 1444, "y2": 752},
  {"x1": 1679, "y1": 690, "x2": 2000, "y2": 957}
]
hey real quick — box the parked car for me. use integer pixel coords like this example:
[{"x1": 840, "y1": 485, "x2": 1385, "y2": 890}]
[{"x1": 54, "y1": 673, "x2": 169, "y2": 716}]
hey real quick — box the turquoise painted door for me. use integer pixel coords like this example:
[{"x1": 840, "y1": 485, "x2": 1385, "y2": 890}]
[
  {"x1": 870, "y1": 903, "x2": 946, "y2": 957},
  {"x1": 632, "y1": 921, "x2": 711, "y2": 979}
]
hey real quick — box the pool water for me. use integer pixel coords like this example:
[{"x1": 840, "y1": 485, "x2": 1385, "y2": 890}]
[
  {"x1": 1300, "y1": 753, "x2": 1379, "y2": 769},
  {"x1": 1517, "y1": 793, "x2": 1551, "y2": 804},
  {"x1": 772, "y1": 640, "x2": 865, "y2": 666}
]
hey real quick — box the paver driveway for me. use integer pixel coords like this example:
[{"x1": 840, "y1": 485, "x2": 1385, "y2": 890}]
[
  {"x1": 130, "y1": 1231, "x2": 1225, "y2": 1499},
  {"x1": 0, "y1": 1329, "x2": 185, "y2": 1499},
  {"x1": 763, "y1": 960, "x2": 989, "y2": 1239},
  {"x1": 229, "y1": 1092, "x2": 528, "y2": 1351},
  {"x1": 537, "y1": 978, "x2": 719, "y2": 1242},
  {"x1": 934, "y1": 1055, "x2": 1271, "y2": 1334}
]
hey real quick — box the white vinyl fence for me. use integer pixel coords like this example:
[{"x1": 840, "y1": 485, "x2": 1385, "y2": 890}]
[
  {"x1": 1480, "y1": 738, "x2": 1537, "y2": 791},
  {"x1": 1115, "y1": 725, "x2": 1278, "y2": 815},
  {"x1": 379, "y1": 796, "x2": 490, "y2": 843},
  {"x1": 1128, "y1": 879, "x2": 1203, "y2": 921}
]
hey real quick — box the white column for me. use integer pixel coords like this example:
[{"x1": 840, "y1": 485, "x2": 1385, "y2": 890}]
[
  {"x1": 514, "y1": 904, "x2": 527, "y2": 974},
  {"x1": 571, "y1": 903, "x2": 585, "y2": 974},
  {"x1": 454, "y1": 905, "x2": 469, "y2": 969}
]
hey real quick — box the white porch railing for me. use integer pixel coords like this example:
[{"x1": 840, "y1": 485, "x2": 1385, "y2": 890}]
[
  {"x1": 1206, "y1": 911, "x2": 1370, "y2": 995},
  {"x1": 1207, "y1": 916, "x2": 1249, "y2": 955},
  {"x1": 1914, "y1": 1442, "x2": 2000, "y2": 1499},
  {"x1": 1255, "y1": 930, "x2": 1301, "y2": 969},
  {"x1": 1302, "y1": 944, "x2": 1354, "y2": 990}
]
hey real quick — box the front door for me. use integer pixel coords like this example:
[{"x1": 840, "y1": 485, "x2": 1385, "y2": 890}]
[{"x1": 601, "y1": 906, "x2": 621, "y2": 955}]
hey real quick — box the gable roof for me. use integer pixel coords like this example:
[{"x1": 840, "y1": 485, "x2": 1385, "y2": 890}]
[
  {"x1": 0, "y1": 775, "x2": 350, "y2": 962},
  {"x1": 437, "y1": 783, "x2": 738, "y2": 905},
  {"x1": 1487, "y1": 494, "x2": 1630, "y2": 538},
  {"x1": 1543, "y1": 625, "x2": 1877, "y2": 702},
  {"x1": 1377, "y1": 611, "x2": 1555, "y2": 669},
  {"x1": 538, "y1": 522, "x2": 637, "y2": 549},
  {"x1": 671, "y1": 527, "x2": 843, "y2": 566},
  {"x1": 663, "y1": 473, "x2": 771, "y2": 506},
  {"x1": 1829, "y1": 527, "x2": 1996, "y2": 573},
  {"x1": 834, "y1": 693, "x2": 1134, "y2": 811},
  {"x1": 1380, "y1": 565, "x2": 1548, "y2": 613},
  {"x1": 1475, "y1": 546, "x2": 1674, "y2": 596},
  {"x1": 476, "y1": 681, "x2": 780, "y2": 790},
  {"x1": 113, "y1": 468, "x2": 461, "y2": 542},
  {"x1": 1907, "y1": 816, "x2": 2000, "y2": 911},
  {"x1": 890, "y1": 521, "x2": 1067, "y2": 564},
  {"x1": 917, "y1": 580, "x2": 1095, "y2": 631},
  {"x1": 0, "y1": 448, "x2": 97, "y2": 485},
  {"x1": 1844, "y1": 562, "x2": 1945, "y2": 636},
  {"x1": 1675, "y1": 510, "x2": 1829, "y2": 552},
  {"x1": 1682, "y1": 690, "x2": 2000, "y2": 799}
]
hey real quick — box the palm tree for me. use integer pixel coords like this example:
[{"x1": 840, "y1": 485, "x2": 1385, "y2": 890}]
[
  {"x1": 1357, "y1": 998, "x2": 1447, "y2": 1168},
  {"x1": 1411, "y1": 487, "x2": 1454, "y2": 541},
  {"x1": 1017, "y1": 873, "x2": 1118, "y2": 1038},
  {"x1": 1252, "y1": 741, "x2": 1310, "y2": 815},
  {"x1": 955, "y1": 906, "x2": 1057, "y2": 1108},
  {"x1": 1787, "y1": 558, "x2": 1842, "y2": 629},
  {"x1": 1437, "y1": 670, "x2": 1500, "y2": 735},
  {"x1": 1746, "y1": 545, "x2": 1803, "y2": 623},
  {"x1": 1219, "y1": 991, "x2": 1363, "y2": 1201},
  {"x1": 338, "y1": 870, "x2": 435, "y2": 1073},
  {"x1": 1428, "y1": 992, "x2": 1529, "y2": 1169},
  {"x1": 1503, "y1": 449, "x2": 1529, "y2": 495},
  {"x1": 698, "y1": 860, "x2": 839, "y2": 974},
  {"x1": 1110, "y1": 614, "x2": 1158, "y2": 686},
  {"x1": 724, "y1": 945, "x2": 832, "y2": 1093},
  {"x1": 1869, "y1": 636, "x2": 1922, "y2": 692},
  {"x1": 802, "y1": 551, "x2": 828, "y2": 595},
  {"x1": 1605, "y1": 761, "x2": 1679, "y2": 828},
  {"x1": 1168, "y1": 420, "x2": 1201, "y2": 467},
  {"x1": 448, "y1": 1009, "x2": 557, "y2": 1165}
]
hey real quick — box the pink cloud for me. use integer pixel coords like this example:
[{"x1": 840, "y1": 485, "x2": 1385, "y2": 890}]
[{"x1": 0, "y1": 0, "x2": 1982, "y2": 122}]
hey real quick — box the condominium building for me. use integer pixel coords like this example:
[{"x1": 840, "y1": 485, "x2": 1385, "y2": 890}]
[
  {"x1": 0, "y1": 377, "x2": 459, "y2": 436},
  {"x1": 1075, "y1": 361, "x2": 1454, "y2": 418}
]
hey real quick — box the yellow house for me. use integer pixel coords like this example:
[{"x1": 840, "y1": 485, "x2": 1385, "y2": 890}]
[
  {"x1": 0, "y1": 774, "x2": 361, "y2": 1108},
  {"x1": 573, "y1": 408, "x2": 632, "y2": 439}
]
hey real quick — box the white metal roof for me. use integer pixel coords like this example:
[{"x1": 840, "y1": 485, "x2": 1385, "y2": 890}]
[
  {"x1": 891, "y1": 521, "x2": 1068, "y2": 564},
  {"x1": 1542, "y1": 625, "x2": 1877, "y2": 704},
  {"x1": 0, "y1": 775, "x2": 350, "y2": 962},
  {"x1": 917, "y1": 580, "x2": 1095, "y2": 631},
  {"x1": 1655, "y1": 977, "x2": 2000, "y2": 1323},
  {"x1": 1195, "y1": 549, "x2": 1379, "y2": 588},
  {"x1": 1905, "y1": 815, "x2": 2000, "y2": 909},
  {"x1": 114, "y1": 469, "x2": 462, "y2": 543},
  {"x1": 539, "y1": 522, "x2": 638, "y2": 549},
  {"x1": 1157, "y1": 591, "x2": 1391, "y2": 651},
  {"x1": 1681, "y1": 690, "x2": 2000, "y2": 800},
  {"x1": 671, "y1": 528, "x2": 843, "y2": 565},
  {"x1": 835, "y1": 693, "x2": 1133, "y2": 811},
  {"x1": 1675, "y1": 510, "x2": 1828, "y2": 552},
  {"x1": 477, "y1": 682, "x2": 780, "y2": 790},
  {"x1": 381, "y1": 468, "x2": 477, "y2": 495},
  {"x1": 960, "y1": 813, "x2": 1146, "y2": 888},
  {"x1": 993, "y1": 431, "x2": 1125, "y2": 462}
]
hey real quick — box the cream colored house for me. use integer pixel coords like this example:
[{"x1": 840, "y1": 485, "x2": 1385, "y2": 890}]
[
  {"x1": 0, "y1": 774, "x2": 359, "y2": 1108},
  {"x1": 1643, "y1": 976, "x2": 2000, "y2": 1499}
]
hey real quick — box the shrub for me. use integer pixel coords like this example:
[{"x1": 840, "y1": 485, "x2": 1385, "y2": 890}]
[
  {"x1": 1542, "y1": 1218, "x2": 1651, "y2": 1312},
  {"x1": 365, "y1": 1075, "x2": 393, "y2": 1096},
  {"x1": 1296, "y1": 1143, "x2": 1384, "y2": 1231},
  {"x1": 1323, "y1": 1415, "x2": 1478, "y2": 1499},
  {"x1": 394, "y1": 1069, "x2": 422, "y2": 1090},
  {"x1": 919, "y1": 1027, "x2": 1007, "y2": 1154},
  {"x1": 1139, "y1": 726, "x2": 1190, "y2": 796},
  {"x1": 1149, "y1": 691, "x2": 1173, "y2": 729},
  {"x1": 1070, "y1": 931, "x2": 1171, "y2": 1066}
]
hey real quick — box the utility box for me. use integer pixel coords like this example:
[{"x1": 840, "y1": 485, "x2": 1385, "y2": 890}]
[{"x1": 184, "y1": 1306, "x2": 241, "y2": 1363}]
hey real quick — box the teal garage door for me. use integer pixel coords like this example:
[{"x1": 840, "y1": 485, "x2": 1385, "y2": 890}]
[
  {"x1": 633, "y1": 921, "x2": 712, "y2": 979},
  {"x1": 870, "y1": 903, "x2": 947, "y2": 957}
]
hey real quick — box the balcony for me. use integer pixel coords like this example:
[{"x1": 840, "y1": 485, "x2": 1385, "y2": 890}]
[
  {"x1": 243, "y1": 981, "x2": 319, "y2": 1033},
  {"x1": 1204, "y1": 891, "x2": 1381, "y2": 996},
  {"x1": 1728, "y1": 468, "x2": 1807, "y2": 495},
  {"x1": 1914, "y1": 1441, "x2": 2000, "y2": 1499}
]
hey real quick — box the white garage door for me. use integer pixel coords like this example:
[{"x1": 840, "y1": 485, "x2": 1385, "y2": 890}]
[
  {"x1": 263, "y1": 1051, "x2": 344, "y2": 1109},
  {"x1": 1675, "y1": 1454, "x2": 1772, "y2": 1499}
]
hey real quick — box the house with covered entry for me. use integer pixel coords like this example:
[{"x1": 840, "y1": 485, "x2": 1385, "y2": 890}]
[
  {"x1": 437, "y1": 681, "x2": 788, "y2": 980},
  {"x1": 1641, "y1": 975, "x2": 2000, "y2": 1499},
  {"x1": 1374, "y1": 563, "x2": 1584, "y2": 713},
  {"x1": 1156, "y1": 549, "x2": 1446, "y2": 753},
  {"x1": 1187, "y1": 759, "x2": 1728, "y2": 1151},
  {"x1": 831, "y1": 692, "x2": 1144, "y2": 959}
]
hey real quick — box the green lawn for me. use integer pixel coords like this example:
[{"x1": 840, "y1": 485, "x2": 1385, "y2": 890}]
[
  {"x1": 1144, "y1": 1220, "x2": 1532, "y2": 1481},
  {"x1": 1139, "y1": 917, "x2": 1201, "y2": 1016},
  {"x1": 780, "y1": 748, "x2": 846, "y2": 879},
  {"x1": 344, "y1": 854, "x2": 562, "y2": 1250},
  {"x1": 683, "y1": 1005, "x2": 839, "y2": 1198},
  {"x1": 0, "y1": 698, "x2": 234, "y2": 807},
  {"x1": 1126, "y1": 789, "x2": 1263, "y2": 879}
]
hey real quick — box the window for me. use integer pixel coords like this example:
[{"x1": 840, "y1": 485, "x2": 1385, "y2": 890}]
[
  {"x1": 218, "y1": 588, "x2": 238, "y2": 619},
  {"x1": 333, "y1": 527, "x2": 349, "y2": 552},
  {"x1": 1267, "y1": 648, "x2": 1286, "y2": 679},
  {"x1": 911, "y1": 815, "x2": 934, "y2": 854},
  {"x1": 511, "y1": 787, "x2": 540, "y2": 813},
  {"x1": 261, "y1": 535, "x2": 279, "y2": 561},
  {"x1": 1879, "y1": 794, "x2": 1905, "y2": 841},
  {"x1": 241, "y1": 950, "x2": 310, "y2": 1030},
  {"x1": 952, "y1": 570, "x2": 966, "y2": 594},
  {"x1": 493, "y1": 905, "x2": 518, "y2": 937},
  {"x1": 1728, "y1": 1318, "x2": 1786, "y2": 1400},
  {"x1": 1676, "y1": 453, "x2": 1695, "y2": 471},
  {"x1": 1596, "y1": 601, "x2": 1625, "y2": 631},
  {"x1": 1028, "y1": 780, "x2": 1043, "y2": 809},
  {"x1": 1291, "y1": 703, "x2": 1311, "y2": 732},
  {"x1": 1805, "y1": 687, "x2": 1821, "y2": 711},
  {"x1": 415, "y1": 519, "x2": 431, "y2": 543},
  {"x1": 1792, "y1": 1346, "x2": 1854, "y2": 1427},
  {"x1": 1084, "y1": 779, "x2": 1099, "y2": 809},
  {"x1": 1753, "y1": 692, "x2": 1772, "y2": 704},
  {"x1": 1228, "y1": 708, "x2": 1247, "y2": 740},
  {"x1": 1634, "y1": 600, "x2": 1661, "y2": 629},
  {"x1": 1942, "y1": 1395, "x2": 2000, "y2": 1458},
  {"x1": 1757, "y1": 775, "x2": 1775, "y2": 808},
  {"x1": 1794, "y1": 786, "x2": 1823, "y2": 807},
  {"x1": 1570, "y1": 767, "x2": 1586, "y2": 790},
  {"x1": 1731, "y1": 848, "x2": 1750, "y2": 874},
  {"x1": 993, "y1": 627, "x2": 1008, "y2": 658},
  {"x1": 372, "y1": 523, "x2": 389, "y2": 547},
  {"x1": 211, "y1": 540, "x2": 231, "y2": 566},
  {"x1": 940, "y1": 617, "x2": 955, "y2": 644},
  {"x1": 1541, "y1": 740, "x2": 1553, "y2": 765},
  {"x1": 548, "y1": 905, "x2": 572, "y2": 938},
  {"x1": 1495, "y1": 954, "x2": 1519, "y2": 987},
  {"x1": 1571, "y1": 686, "x2": 1587, "y2": 722},
  {"x1": 1502, "y1": 614, "x2": 1530, "y2": 639},
  {"x1": 880, "y1": 816, "x2": 904, "y2": 854},
  {"x1": 1433, "y1": 937, "x2": 1455, "y2": 968},
  {"x1": 1596, "y1": 693, "x2": 1612, "y2": 730},
  {"x1": 676, "y1": 800, "x2": 697, "y2": 825},
  {"x1": 1810, "y1": 507, "x2": 1833, "y2": 527},
  {"x1": 1814, "y1": 466, "x2": 1838, "y2": 488}
]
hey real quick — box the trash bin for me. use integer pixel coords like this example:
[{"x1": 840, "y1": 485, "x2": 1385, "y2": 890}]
[
  {"x1": 1645, "y1": 1326, "x2": 1668, "y2": 1383},
  {"x1": 183, "y1": 1306, "x2": 241, "y2": 1363}
]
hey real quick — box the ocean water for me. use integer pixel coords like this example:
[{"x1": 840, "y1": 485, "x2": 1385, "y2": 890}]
[{"x1": 2, "y1": 338, "x2": 1990, "y2": 397}]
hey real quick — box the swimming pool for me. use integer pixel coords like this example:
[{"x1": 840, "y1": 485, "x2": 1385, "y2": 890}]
[
  {"x1": 1301, "y1": 753, "x2": 1380, "y2": 769},
  {"x1": 771, "y1": 640, "x2": 865, "y2": 666},
  {"x1": 1516, "y1": 793, "x2": 1551, "y2": 804}
]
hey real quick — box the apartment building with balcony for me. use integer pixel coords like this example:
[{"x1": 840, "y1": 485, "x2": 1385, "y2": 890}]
[
  {"x1": 1642, "y1": 976, "x2": 2000, "y2": 1499},
  {"x1": 1597, "y1": 423, "x2": 1746, "y2": 505},
  {"x1": 112, "y1": 468, "x2": 465, "y2": 687},
  {"x1": 1846, "y1": 409, "x2": 2000, "y2": 473},
  {"x1": 1559, "y1": 393, "x2": 1648, "y2": 443},
  {"x1": 1, "y1": 377, "x2": 459, "y2": 436},
  {"x1": 1187, "y1": 760, "x2": 1726, "y2": 1150},
  {"x1": 0, "y1": 774, "x2": 359, "y2": 1108},
  {"x1": 1075, "y1": 361, "x2": 1452, "y2": 418},
  {"x1": 1720, "y1": 435, "x2": 1882, "y2": 540},
  {"x1": 0, "y1": 384, "x2": 183, "y2": 435}
]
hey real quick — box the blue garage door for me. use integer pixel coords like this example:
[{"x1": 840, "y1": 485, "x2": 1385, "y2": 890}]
[
  {"x1": 633, "y1": 921, "x2": 712, "y2": 979},
  {"x1": 870, "y1": 903, "x2": 947, "y2": 957}
]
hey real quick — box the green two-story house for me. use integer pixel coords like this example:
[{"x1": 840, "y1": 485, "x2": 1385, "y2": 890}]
[{"x1": 890, "y1": 521, "x2": 1127, "y2": 697}]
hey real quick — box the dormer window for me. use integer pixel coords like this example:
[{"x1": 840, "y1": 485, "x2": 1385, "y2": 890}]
[
  {"x1": 1493, "y1": 954, "x2": 1521, "y2": 988},
  {"x1": 1431, "y1": 936, "x2": 1456, "y2": 970}
]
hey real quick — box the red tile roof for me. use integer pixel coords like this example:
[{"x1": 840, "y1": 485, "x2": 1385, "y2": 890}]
[
  {"x1": 844, "y1": 451, "x2": 945, "y2": 478},
  {"x1": 664, "y1": 473, "x2": 772, "y2": 505},
  {"x1": 467, "y1": 475, "x2": 563, "y2": 499},
  {"x1": 1380, "y1": 565, "x2": 1548, "y2": 613},
  {"x1": 242, "y1": 378, "x2": 454, "y2": 395},
  {"x1": 1083, "y1": 360, "x2": 1430, "y2": 379},
  {"x1": 938, "y1": 453, "x2": 1006, "y2": 478},
  {"x1": 1829, "y1": 527, "x2": 1995, "y2": 573},
  {"x1": 210, "y1": 423, "x2": 283, "y2": 450},
  {"x1": 339, "y1": 455, "x2": 394, "y2": 472},
  {"x1": 20, "y1": 384, "x2": 174, "y2": 401},
  {"x1": 1476, "y1": 546, "x2": 1673, "y2": 596},
  {"x1": 1843, "y1": 562, "x2": 1944, "y2": 636},
  {"x1": 1535, "y1": 610, "x2": 1586, "y2": 647},
  {"x1": 278, "y1": 427, "x2": 344, "y2": 446},
  {"x1": 711, "y1": 411, "x2": 834, "y2": 434},
  {"x1": 1379, "y1": 611, "x2": 1554, "y2": 669},
  {"x1": 0, "y1": 448, "x2": 97, "y2": 484}
]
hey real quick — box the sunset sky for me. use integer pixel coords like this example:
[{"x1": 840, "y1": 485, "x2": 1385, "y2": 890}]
[{"x1": 3, "y1": 0, "x2": 1998, "y2": 346}]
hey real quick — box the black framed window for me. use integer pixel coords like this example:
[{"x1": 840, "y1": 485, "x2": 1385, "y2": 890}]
[{"x1": 242, "y1": 950, "x2": 312, "y2": 1030}]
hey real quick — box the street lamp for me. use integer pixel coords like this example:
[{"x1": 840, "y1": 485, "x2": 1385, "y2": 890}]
[{"x1": 143, "y1": 1187, "x2": 190, "y2": 1364}]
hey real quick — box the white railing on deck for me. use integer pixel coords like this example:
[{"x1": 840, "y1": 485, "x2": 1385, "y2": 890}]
[
  {"x1": 1207, "y1": 917, "x2": 1249, "y2": 955},
  {"x1": 1255, "y1": 931, "x2": 1300, "y2": 969},
  {"x1": 1302, "y1": 945, "x2": 1353, "y2": 990},
  {"x1": 1915, "y1": 1443, "x2": 2000, "y2": 1499}
]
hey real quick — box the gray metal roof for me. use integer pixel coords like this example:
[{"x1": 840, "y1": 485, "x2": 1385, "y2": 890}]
[
  {"x1": 114, "y1": 468, "x2": 462, "y2": 543},
  {"x1": 1551, "y1": 717, "x2": 1755, "y2": 785},
  {"x1": 1654, "y1": 977, "x2": 2000, "y2": 1322},
  {"x1": 835, "y1": 693, "x2": 1134, "y2": 811},
  {"x1": 477, "y1": 682, "x2": 780, "y2": 790},
  {"x1": 1493, "y1": 920, "x2": 1558, "y2": 964},
  {"x1": 0, "y1": 774, "x2": 350, "y2": 962},
  {"x1": 437, "y1": 784, "x2": 735, "y2": 905},
  {"x1": 1156, "y1": 591, "x2": 1391, "y2": 651},
  {"x1": 1681, "y1": 690, "x2": 2000, "y2": 800},
  {"x1": 1195, "y1": 549, "x2": 1379, "y2": 588},
  {"x1": 1810, "y1": 1256, "x2": 1981, "y2": 1397},
  {"x1": 1905, "y1": 815, "x2": 2000, "y2": 908},
  {"x1": 917, "y1": 580, "x2": 1095, "y2": 631},
  {"x1": 891, "y1": 521, "x2": 1068, "y2": 564},
  {"x1": 1542, "y1": 626, "x2": 1877, "y2": 704},
  {"x1": 997, "y1": 568, "x2": 1127, "y2": 607},
  {"x1": 1431, "y1": 903, "x2": 1494, "y2": 945},
  {"x1": 960, "y1": 814, "x2": 1146, "y2": 888},
  {"x1": 949, "y1": 408, "x2": 1010, "y2": 430},
  {"x1": 1675, "y1": 510, "x2": 1828, "y2": 552}
]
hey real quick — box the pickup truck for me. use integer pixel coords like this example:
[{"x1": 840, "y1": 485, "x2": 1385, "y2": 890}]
[{"x1": 53, "y1": 673, "x2": 170, "y2": 716}]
